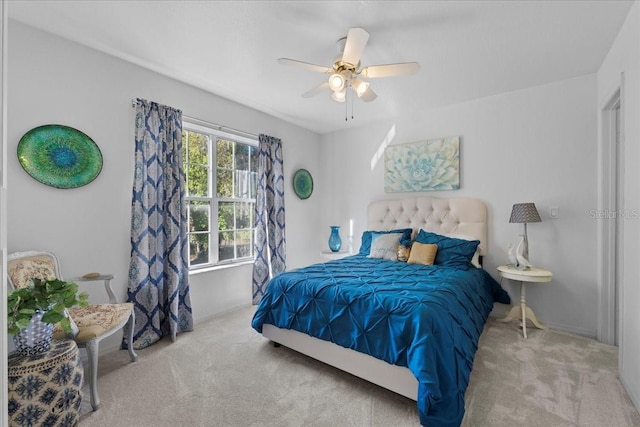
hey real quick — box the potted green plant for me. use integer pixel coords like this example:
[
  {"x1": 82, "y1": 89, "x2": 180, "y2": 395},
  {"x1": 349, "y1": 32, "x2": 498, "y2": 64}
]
[{"x1": 8, "y1": 278, "x2": 89, "y2": 355}]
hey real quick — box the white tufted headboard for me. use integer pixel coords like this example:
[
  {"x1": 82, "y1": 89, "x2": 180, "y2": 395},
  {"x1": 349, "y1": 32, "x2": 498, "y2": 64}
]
[{"x1": 367, "y1": 197, "x2": 488, "y2": 255}]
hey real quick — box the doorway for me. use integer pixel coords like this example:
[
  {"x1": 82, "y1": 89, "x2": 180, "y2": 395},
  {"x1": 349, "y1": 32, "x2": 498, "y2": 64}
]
[{"x1": 598, "y1": 87, "x2": 623, "y2": 347}]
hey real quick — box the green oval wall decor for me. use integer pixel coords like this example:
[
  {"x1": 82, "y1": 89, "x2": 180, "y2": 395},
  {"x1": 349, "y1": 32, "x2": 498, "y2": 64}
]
[
  {"x1": 293, "y1": 169, "x2": 313, "y2": 200},
  {"x1": 17, "y1": 124, "x2": 103, "y2": 189}
]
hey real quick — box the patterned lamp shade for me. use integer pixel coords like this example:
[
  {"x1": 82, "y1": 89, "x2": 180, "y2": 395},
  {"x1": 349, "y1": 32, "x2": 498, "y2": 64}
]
[{"x1": 509, "y1": 203, "x2": 542, "y2": 223}]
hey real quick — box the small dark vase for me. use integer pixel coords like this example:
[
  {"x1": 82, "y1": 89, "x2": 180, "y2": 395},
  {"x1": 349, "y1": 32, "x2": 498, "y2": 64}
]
[{"x1": 328, "y1": 226, "x2": 342, "y2": 252}]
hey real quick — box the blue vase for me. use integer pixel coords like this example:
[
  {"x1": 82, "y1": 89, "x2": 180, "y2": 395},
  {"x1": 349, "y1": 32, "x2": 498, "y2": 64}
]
[{"x1": 328, "y1": 226, "x2": 342, "y2": 252}]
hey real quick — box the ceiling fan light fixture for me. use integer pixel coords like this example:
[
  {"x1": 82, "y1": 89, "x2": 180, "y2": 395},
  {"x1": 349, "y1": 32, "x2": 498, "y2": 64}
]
[
  {"x1": 331, "y1": 89, "x2": 346, "y2": 103},
  {"x1": 328, "y1": 73, "x2": 345, "y2": 92},
  {"x1": 351, "y1": 78, "x2": 369, "y2": 97}
]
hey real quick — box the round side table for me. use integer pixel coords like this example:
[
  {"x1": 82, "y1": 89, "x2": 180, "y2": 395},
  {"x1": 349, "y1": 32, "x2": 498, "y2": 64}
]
[
  {"x1": 8, "y1": 339, "x2": 84, "y2": 426},
  {"x1": 496, "y1": 265, "x2": 553, "y2": 339}
]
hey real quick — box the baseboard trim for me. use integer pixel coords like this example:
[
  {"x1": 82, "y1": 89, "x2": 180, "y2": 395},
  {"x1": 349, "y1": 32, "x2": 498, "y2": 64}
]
[
  {"x1": 195, "y1": 302, "x2": 253, "y2": 325},
  {"x1": 619, "y1": 367, "x2": 640, "y2": 414},
  {"x1": 488, "y1": 310, "x2": 597, "y2": 340},
  {"x1": 98, "y1": 303, "x2": 254, "y2": 356},
  {"x1": 539, "y1": 321, "x2": 596, "y2": 340}
]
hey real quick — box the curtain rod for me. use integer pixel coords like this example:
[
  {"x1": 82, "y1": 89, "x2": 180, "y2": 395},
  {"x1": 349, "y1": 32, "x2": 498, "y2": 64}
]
[{"x1": 131, "y1": 99, "x2": 258, "y2": 140}]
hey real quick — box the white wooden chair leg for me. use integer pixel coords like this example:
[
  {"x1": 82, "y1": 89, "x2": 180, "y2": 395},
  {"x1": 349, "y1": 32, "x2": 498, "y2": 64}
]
[
  {"x1": 127, "y1": 311, "x2": 138, "y2": 362},
  {"x1": 86, "y1": 339, "x2": 101, "y2": 411}
]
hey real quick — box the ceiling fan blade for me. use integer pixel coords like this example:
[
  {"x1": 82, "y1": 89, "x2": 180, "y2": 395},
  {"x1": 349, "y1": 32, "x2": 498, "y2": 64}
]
[
  {"x1": 278, "y1": 58, "x2": 332, "y2": 74},
  {"x1": 360, "y1": 86, "x2": 377, "y2": 103},
  {"x1": 302, "y1": 81, "x2": 329, "y2": 98},
  {"x1": 341, "y1": 27, "x2": 369, "y2": 67},
  {"x1": 360, "y1": 62, "x2": 420, "y2": 79}
]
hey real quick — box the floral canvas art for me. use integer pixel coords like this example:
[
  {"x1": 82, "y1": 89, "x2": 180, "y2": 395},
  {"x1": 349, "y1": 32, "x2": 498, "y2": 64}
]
[{"x1": 384, "y1": 136, "x2": 460, "y2": 192}]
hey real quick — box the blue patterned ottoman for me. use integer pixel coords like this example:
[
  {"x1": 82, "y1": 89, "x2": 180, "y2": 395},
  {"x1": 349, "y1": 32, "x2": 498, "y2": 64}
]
[{"x1": 8, "y1": 339, "x2": 83, "y2": 427}]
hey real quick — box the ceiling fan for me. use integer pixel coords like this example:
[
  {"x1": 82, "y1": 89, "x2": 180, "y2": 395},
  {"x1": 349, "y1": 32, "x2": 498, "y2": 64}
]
[{"x1": 278, "y1": 27, "x2": 420, "y2": 103}]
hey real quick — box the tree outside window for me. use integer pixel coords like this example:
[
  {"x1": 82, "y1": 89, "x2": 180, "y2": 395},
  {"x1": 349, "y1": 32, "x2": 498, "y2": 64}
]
[{"x1": 182, "y1": 124, "x2": 257, "y2": 268}]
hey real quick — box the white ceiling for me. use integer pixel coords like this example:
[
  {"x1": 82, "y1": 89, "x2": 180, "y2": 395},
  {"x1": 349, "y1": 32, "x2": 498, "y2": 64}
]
[{"x1": 8, "y1": 0, "x2": 634, "y2": 134}]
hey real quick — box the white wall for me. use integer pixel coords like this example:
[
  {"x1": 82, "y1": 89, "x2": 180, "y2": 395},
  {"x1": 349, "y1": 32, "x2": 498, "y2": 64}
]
[
  {"x1": 6, "y1": 20, "x2": 321, "y2": 352},
  {"x1": 320, "y1": 74, "x2": 599, "y2": 337},
  {"x1": 597, "y1": 0, "x2": 640, "y2": 411}
]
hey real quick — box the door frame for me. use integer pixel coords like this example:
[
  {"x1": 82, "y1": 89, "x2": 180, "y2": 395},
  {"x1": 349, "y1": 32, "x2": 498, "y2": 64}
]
[
  {"x1": 597, "y1": 76, "x2": 624, "y2": 350},
  {"x1": 1, "y1": 0, "x2": 8, "y2": 424}
]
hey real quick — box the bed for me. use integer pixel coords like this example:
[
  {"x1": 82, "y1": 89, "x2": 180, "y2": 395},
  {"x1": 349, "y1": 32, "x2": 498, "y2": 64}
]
[{"x1": 251, "y1": 197, "x2": 510, "y2": 427}]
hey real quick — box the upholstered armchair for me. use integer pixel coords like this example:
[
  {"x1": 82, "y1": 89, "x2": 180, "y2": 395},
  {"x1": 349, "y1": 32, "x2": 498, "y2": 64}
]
[{"x1": 7, "y1": 251, "x2": 137, "y2": 410}]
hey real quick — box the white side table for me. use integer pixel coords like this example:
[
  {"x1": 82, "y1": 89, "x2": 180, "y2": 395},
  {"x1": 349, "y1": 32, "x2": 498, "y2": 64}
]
[
  {"x1": 496, "y1": 265, "x2": 552, "y2": 339},
  {"x1": 321, "y1": 250, "x2": 350, "y2": 260}
]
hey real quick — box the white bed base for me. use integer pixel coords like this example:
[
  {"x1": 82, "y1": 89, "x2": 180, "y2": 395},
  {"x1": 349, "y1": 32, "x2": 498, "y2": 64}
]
[
  {"x1": 263, "y1": 324, "x2": 419, "y2": 400},
  {"x1": 262, "y1": 196, "x2": 488, "y2": 402}
]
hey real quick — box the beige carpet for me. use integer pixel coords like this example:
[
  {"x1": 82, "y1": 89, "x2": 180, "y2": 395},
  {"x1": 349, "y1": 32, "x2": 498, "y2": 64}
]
[{"x1": 78, "y1": 306, "x2": 640, "y2": 427}]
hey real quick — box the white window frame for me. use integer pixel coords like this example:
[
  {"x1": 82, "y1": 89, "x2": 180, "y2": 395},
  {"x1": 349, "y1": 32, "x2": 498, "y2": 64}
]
[{"x1": 182, "y1": 121, "x2": 258, "y2": 270}]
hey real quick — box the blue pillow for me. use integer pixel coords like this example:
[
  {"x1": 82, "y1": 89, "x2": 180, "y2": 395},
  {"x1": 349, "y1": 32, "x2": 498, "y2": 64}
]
[
  {"x1": 415, "y1": 230, "x2": 480, "y2": 269},
  {"x1": 359, "y1": 228, "x2": 412, "y2": 255},
  {"x1": 399, "y1": 236, "x2": 413, "y2": 247}
]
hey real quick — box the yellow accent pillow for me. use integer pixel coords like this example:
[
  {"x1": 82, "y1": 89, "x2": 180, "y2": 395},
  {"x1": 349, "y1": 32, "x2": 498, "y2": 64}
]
[{"x1": 407, "y1": 243, "x2": 438, "y2": 266}]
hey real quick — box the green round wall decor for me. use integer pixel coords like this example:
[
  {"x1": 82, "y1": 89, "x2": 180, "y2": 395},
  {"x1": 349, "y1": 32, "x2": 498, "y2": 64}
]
[
  {"x1": 293, "y1": 169, "x2": 313, "y2": 200},
  {"x1": 17, "y1": 124, "x2": 103, "y2": 189}
]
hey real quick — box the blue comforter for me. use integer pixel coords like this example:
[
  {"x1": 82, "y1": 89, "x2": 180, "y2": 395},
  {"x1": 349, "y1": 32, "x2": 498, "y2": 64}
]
[{"x1": 251, "y1": 255, "x2": 510, "y2": 427}]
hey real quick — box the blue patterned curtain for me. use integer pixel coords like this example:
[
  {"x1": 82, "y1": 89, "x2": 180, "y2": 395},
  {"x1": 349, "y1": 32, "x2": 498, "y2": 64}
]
[
  {"x1": 252, "y1": 134, "x2": 286, "y2": 304},
  {"x1": 125, "y1": 98, "x2": 193, "y2": 349}
]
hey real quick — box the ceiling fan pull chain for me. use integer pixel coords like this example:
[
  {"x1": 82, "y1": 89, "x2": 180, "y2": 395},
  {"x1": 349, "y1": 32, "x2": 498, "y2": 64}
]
[
  {"x1": 351, "y1": 86, "x2": 355, "y2": 120},
  {"x1": 345, "y1": 89, "x2": 348, "y2": 121}
]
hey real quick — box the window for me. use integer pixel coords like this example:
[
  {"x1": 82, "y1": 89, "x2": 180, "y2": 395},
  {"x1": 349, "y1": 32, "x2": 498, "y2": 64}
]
[{"x1": 182, "y1": 122, "x2": 258, "y2": 269}]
